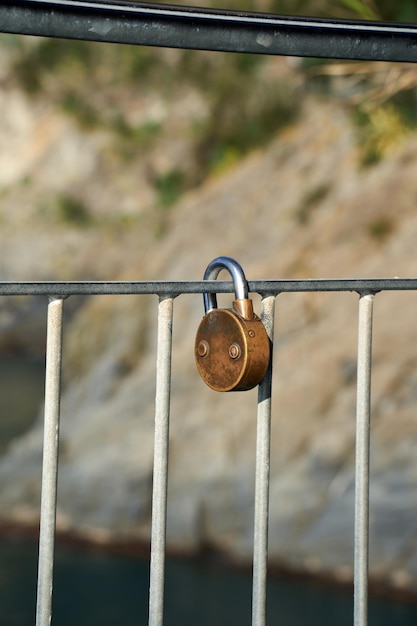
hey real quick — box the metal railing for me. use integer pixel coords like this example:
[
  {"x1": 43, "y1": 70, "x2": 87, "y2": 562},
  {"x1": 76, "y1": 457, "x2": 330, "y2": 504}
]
[
  {"x1": 2, "y1": 277, "x2": 417, "y2": 626},
  {"x1": 2, "y1": 0, "x2": 417, "y2": 63}
]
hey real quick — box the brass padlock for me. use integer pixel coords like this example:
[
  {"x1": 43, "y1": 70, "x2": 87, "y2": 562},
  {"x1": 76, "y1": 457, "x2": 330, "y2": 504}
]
[{"x1": 195, "y1": 256, "x2": 270, "y2": 391}]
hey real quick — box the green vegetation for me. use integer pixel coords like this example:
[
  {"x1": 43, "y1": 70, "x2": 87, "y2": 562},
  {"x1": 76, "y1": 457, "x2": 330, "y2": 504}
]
[
  {"x1": 112, "y1": 118, "x2": 162, "y2": 162},
  {"x1": 218, "y1": 0, "x2": 417, "y2": 21},
  {"x1": 55, "y1": 194, "x2": 91, "y2": 226},
  {"x1": 337, "y1": 0, "x2": 378, "y2": 20},
  {"x1": 11, "y1": 36, "x2": 300, "y2": 200},
  {"x1": 194, "y1": 73, "x2": 298, "y2": 180},
  {"x1": 12, "y1": 38, "x2": 161, "y2": 95},
  {"x1": 154, "y1": 169, "x2": 186, "y2": 209},
  {"x1": 61, "y1": 91, "x2": 99, "y2": 130},
  {"x1": 8, "y1": 0, "x2": 417, "y2": 217},
  {"x1": 353, "y1": 96, "x2": 417, "y2": 166},
  {"x1": 296, "y1": 184, "x2": 331, "y2": 224},
  {"x1": 367, "y1": 217, "x2": 395, "y2": 241},
  {"x1": 312, "y1": 0, "x2": 417, "y2": 21}
]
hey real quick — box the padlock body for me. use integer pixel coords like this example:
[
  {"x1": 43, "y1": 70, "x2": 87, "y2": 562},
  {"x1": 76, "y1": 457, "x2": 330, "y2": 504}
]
[{"x1": 195, "y1": 308, "x2": 270, "y2": 391}]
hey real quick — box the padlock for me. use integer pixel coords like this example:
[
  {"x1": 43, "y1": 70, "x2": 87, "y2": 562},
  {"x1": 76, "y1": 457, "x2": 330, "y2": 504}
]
[{"x1": 195, "y1": 256, "x2": 270, "y2": 391}]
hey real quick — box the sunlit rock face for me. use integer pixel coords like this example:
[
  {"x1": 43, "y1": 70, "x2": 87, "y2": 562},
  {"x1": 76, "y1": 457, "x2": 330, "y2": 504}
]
[{"x1": 0, "y1": 37, "x2": 417, "y2": 593}]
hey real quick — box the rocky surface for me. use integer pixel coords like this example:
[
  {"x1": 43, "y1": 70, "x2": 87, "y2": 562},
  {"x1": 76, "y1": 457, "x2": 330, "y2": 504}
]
[{"x1": 1, "y1": 36, "x2": 417, "y2": 594}]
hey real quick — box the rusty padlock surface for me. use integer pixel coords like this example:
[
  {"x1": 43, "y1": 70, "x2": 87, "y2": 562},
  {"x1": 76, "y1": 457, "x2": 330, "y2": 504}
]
[{"x1": 195, "y1": 256, "x2": 270, "y2": 391}]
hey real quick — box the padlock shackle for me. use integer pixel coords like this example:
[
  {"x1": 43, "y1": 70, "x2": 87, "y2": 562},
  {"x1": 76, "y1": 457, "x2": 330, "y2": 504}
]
[{"x1": 203, "y1": 256, "x2": 249, "y2": 313}]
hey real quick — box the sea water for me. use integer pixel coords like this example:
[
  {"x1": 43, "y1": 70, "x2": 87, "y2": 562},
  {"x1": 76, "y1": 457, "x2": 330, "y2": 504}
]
[{"x1": 1, "y1": 536, "x2": 417, "y2": 625}]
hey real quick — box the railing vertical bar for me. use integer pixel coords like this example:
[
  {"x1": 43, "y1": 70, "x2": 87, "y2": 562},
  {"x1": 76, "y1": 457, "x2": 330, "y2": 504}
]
[
  {"x1": 148, "y1": 295, "x2": 174, "y2": 626},
  {"x1": 35, "y1": 297, "x2": 64, "y2": 626},
  {"x1": 354, "y1": 292, "x2": 374, "y2": 626},
  {"x1": 252, "y1": 294, "x2": 276, "y2": 626}
]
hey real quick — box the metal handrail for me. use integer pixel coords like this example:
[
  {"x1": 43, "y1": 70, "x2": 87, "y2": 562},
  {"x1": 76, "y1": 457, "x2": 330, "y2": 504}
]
[
  {"x1": 2, "y1": 0, "x2": 417, "y2": 62},
  {"x1": 1, "y1": 277, "x2": 417, "y2": 297}
]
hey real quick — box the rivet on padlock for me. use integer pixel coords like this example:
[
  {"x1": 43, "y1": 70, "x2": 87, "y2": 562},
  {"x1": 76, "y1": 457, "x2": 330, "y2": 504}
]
[{"x1": 195, "y1": 256, "x2": 270, "y2": 392}]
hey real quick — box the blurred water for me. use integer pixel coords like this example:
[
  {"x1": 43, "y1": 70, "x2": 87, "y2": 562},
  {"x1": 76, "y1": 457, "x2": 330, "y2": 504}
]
[{"x1": 1, "y1": 537, "x2": 417, "y2": 626}]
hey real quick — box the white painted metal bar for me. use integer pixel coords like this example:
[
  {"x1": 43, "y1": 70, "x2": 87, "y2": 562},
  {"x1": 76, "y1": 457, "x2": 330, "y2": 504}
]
[
  {"x1": 148, "y1": 295, "x2": 174, "y2": 626},
  {"x1": 35, "y1": 297, "x2": 64, "y2": 626},
  {"x1": 252, "y1": 295, "x2": 276, "y2": 626},
  {"x1": 353, "y1": 293, "x2": 374, "y2": 626}
]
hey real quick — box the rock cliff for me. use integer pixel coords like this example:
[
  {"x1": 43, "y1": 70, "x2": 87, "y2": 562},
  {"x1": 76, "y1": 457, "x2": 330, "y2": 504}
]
[{"x1": 1, "y1": 35, "x2": 417, "y2": 594}]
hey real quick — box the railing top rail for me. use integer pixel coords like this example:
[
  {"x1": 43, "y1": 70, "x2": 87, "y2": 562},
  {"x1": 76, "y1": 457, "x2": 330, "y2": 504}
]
[
  {"x1": 1, "y1": 277, "x2": 417, "y2": 297},
  {"x1": 2, "y1": 0, "x2": 417, "y2": 63}
]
